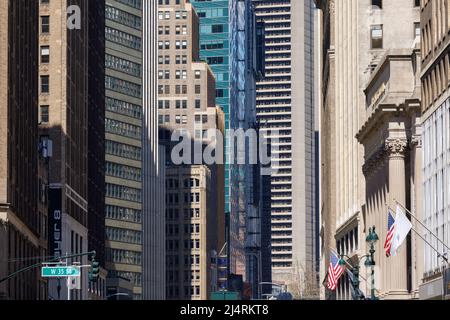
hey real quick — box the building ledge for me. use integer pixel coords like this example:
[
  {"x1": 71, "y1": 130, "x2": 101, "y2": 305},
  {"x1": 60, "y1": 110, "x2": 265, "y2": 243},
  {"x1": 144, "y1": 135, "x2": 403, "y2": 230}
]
[{"x1": 357, "y1": 49, "x2": 421, "y2": 143}]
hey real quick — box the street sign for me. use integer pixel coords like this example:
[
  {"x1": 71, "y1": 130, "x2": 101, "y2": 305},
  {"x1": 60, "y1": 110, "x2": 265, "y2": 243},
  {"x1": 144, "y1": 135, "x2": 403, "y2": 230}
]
[{"x1": 41, "y1": 266, "x2": 81, "y2": 278}]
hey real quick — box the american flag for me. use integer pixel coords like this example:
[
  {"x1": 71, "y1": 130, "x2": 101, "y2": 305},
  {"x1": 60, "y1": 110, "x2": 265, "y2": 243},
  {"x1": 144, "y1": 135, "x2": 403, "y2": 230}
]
[
  {"x1": 326, "y1": 251, "x2": 345, "y2": 291},
  {"x1": 384, "y1": 210, "x2": 396, "y2": 257}
]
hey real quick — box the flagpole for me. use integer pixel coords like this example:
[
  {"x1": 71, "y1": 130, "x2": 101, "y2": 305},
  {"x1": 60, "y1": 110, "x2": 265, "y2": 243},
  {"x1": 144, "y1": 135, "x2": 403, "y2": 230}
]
[
  {"x1": 388, "y1": 205, "x2": 449, "y2": 263},
  {"x1": 410, "y1": 225, "x2": 449, "y2": 263},
  {"x1": 328, "y1": 247, "x2": 379, "y2": 292},
  {"x1": 394, "y1": 199, "x2": 450, "y2": 252}
]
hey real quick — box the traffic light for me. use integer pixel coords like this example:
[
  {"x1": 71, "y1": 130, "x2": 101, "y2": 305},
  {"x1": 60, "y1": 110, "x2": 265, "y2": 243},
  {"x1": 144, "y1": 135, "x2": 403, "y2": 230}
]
[{"x1": 89, "y1": 260, "x2": 100, "y2": 283}]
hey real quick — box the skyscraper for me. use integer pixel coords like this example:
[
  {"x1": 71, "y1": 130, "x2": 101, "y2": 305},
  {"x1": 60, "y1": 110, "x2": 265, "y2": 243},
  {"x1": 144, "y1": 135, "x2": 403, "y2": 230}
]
[
  {"x1": 316, "y1": 0, "x2": 421, "y2": 300},
  {"x1": 104, "y1": 0, "x2": 144, "y2": 300},
  {"x1": 190, "y1": 0, "x2": 231, "y2": 215},
  {"x1": 0, "y1": 0, "x2": 42, "y2": 300},
  {"x1": 38, "y1": 0, "x2": 106, "y2": 300},
  {"x1": 142, "y1": 0, "x2": 166, "y2": 300},
  {"x1": 228, "y1": 0, "x2": 265, "y2": 299},
  {"x1": 87, "y1": 0, "x2": 107, "y2": 300},
  {"x1": 253, "y1": 0, "x2": 318, "y2": 290},
  {"x1": 157, "y1": 0, "x2": 225, "y2": 300}
]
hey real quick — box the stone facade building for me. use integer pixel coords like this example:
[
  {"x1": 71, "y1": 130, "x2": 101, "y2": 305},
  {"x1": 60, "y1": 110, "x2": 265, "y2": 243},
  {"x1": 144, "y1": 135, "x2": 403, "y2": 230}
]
[
  {"x1": 356, "y1": 48, "x2": 422, "y2": 299},
  {"x1": 0, "y1": 0, "x2": 43, "y2": 300},
  {"x1": 419, "y1": 0, "x2": 450, "y2": 300},
  {"x1": 253, "y1": 0, "x2": 319, "y2": 290},
  {"x1": 157, "y1": 0, "x2": 225, "y2": 300},
  {"x1": 315, "y1": 0, "x2": 422, "y2": 299},
  {"x1": 38, "y1": 0, "x2": 106, "y2": 300}
]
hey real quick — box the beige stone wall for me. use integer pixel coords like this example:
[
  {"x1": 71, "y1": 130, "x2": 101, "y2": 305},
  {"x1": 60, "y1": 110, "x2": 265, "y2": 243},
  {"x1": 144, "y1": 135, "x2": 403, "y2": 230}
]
[
  {"x1": 357, "y1": 50, "x2": 422, "y2": 299},
  {"x1": 318, "y1": 0, "x2": 421, "y2": 299}
]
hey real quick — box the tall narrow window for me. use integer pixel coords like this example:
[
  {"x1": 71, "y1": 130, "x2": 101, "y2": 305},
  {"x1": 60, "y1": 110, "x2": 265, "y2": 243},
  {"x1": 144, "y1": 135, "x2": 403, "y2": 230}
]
[
  {"x1": 40, "y1": 46, "x2": 50, "y2": 63},
  {"x1": 40, "y1": 105, "x2": 49, "y2": 123},
  {"x1": 370, "y1": 25, "x2": 383, "y2": 49},
  {"x1": 41, "y1": 75, "x2": 49, "y2": 93},
  {"x1": 41, "y1": 16, "x2": 50, "y2": 33}
]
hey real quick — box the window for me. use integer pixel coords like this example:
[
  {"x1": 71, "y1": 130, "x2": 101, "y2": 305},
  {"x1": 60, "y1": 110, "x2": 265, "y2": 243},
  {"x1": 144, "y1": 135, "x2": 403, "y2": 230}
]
[
  {"x1": 40, "y1": 46, "x2": 50, "y2": 63},
  {"x1": 195, "y1": 70, "x2": 201, "y2": 79},
  {"x1": 371, "y1": 0, "x2": 382, "y2": 8},
  {"x1": 105, "y1": 118, "x2": 141, "y2": 139},
  {"x1": 105, "y1": 76, "x2": 141, "y2": 98},
  {"x1": 40, "y1": 75, "x2": 49, "y2": 93},
  {"x1": 105, "y1": 5, "x2": 142, "y2": 29},
  {"x1": 106, "y1": 97, "x2": 142, "y2": 119},
  {"x1": 175, "y1": 85, "x2": 187, "y2": 95},
  {"x1": 40, "y1": 105, "x2": 49, "y2": 123},
  {"x1": 212, "y1": 24, "x2": 223, "y2": 33},
  {"x1": 105, "y1": 54, "x2": 141, "y2": 77},
  {"x1": 414, "y1": 22, "x2": 421, "y2": 39},
  {"x1": 105, "y1": 141, "x2": 141, "y2": 161},
  {"x1": 175, "y1": 70, "x2": 187, "y2": 80},
  {"x1": 207, "y1": 56, "x2": 224, "y2": 65},
  {"x1": 370, "y1": 25, "x2": 383, "y2": 49},
  {"x1": 195, "y1": 85, "x2": 201, "y2": 94},
  {"x1": 105, "y1": 26, "x2": 141, "y2": 50},
  {"x1": 175, "y1": 25, "x2": 187, "y2": 35},
  {"x1": 41, "y1": 16, "x2": 50, "y2": 33},
  {"x1": 106, "y1": 162, "x2": 142, "y2": 182}
]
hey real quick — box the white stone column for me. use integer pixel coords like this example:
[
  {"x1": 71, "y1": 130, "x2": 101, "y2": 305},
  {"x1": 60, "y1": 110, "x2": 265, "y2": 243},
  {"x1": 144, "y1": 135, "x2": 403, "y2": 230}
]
[{"x1": 385, "y1": 138, "x2": 409, "y2": 298}]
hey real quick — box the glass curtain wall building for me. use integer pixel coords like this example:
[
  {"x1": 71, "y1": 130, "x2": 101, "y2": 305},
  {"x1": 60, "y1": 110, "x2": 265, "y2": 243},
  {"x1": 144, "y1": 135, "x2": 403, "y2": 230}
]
[
  {"x1": 190, "y1": 0, "x2": 231, "y2": 214},
  {"x1": 229, "y1": 0, "x2": 264, "y2": 298},
  {"x1": 104, "y1": 0, "x2": 144, "y2": 300}
]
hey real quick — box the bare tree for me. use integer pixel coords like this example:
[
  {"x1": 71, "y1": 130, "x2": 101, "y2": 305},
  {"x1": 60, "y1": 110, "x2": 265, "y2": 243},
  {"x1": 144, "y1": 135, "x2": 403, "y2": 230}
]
[{"x1": 286, "y1": 261, "x2": 320, "y2": 300}]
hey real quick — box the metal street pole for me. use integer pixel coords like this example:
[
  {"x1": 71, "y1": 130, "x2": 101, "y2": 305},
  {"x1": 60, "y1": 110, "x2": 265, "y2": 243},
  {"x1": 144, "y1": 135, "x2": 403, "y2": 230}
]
[{"x1": 369, "y1": 242, "x2": 376, "y2": 300}]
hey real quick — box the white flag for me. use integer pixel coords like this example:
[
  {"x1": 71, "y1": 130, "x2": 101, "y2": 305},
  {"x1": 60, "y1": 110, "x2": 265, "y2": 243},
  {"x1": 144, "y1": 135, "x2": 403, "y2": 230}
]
[{"x1": 390, "y1": 206, "x2": 412, "y2": 256}]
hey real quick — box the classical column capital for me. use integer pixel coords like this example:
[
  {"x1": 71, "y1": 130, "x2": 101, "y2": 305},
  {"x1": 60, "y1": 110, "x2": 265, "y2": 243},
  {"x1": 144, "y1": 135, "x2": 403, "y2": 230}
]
[
  {"x1": 329, "y1": 0, "x2": 335, "y2": 14},
  {"x1": 385, "y1": 138, "x2": 408, "y2": 159}
]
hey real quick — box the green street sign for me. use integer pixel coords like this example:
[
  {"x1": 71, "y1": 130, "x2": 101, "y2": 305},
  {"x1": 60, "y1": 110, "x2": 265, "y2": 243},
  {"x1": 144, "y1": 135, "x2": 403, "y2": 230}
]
[{"x1": 41, "y1": 266, "x2": 81, "y2": 278}]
